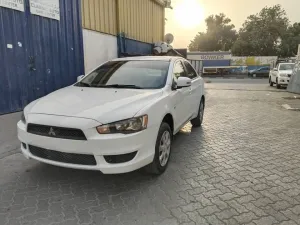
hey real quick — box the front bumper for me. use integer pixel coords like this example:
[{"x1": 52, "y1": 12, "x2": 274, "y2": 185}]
[
  {"x1": 17, "y1": 114, "x2": 158, "y2": 174},
  {"x1": 278, "y1": 76, "x2": 290, "y2": 85}
]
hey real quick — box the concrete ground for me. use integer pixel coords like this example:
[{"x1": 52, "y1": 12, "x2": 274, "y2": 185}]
[
  {"x1": 0, "y1": 112, "x2": 21, "y2": 159},
  {"x1": 1, "y1": 79, "x2": 300, "y2": 225}
]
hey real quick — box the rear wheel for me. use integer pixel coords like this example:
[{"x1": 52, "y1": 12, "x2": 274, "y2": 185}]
[
  {"x1": 191, "y1": 99, "x2": 204, "y2": 127},
  {"x1": 145, "y1": 122, "x2": 172, "y2": 175},
  {"x1": 269, "y1": 77, "x2": 273, "y2": 86}
]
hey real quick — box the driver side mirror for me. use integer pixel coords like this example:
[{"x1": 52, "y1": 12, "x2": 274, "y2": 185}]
[
  {"x1": 77, "y1": 75, "x2": 84, "y2": 81},
  {"x1": 177, "y1": 77, "x2": 192, "y2": 89},
  {"x1": 273, "y1": 68, "x2": 278, "y2": 71}
]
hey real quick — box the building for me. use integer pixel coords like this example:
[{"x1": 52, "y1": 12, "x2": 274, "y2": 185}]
[
  {"x1": 82, "y1": 0, "x2": 166, "y2": 72},
  {"x1": 0, "y1": 0, "x2": 167, "y2": 114},
  {"x1": 187, "y1": 51, "x2": 279, "y2": 76},
  {"x1": 187, "y1": 51, "x2": 232, "y2": 75}
]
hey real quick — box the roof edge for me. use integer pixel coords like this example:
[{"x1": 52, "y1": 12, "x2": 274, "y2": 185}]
[
  {"x1": 153, "y1": 0, "x2": 165, "y2": 6},
  {"x1": 152, "y1": 0, "x2": 172, "y2": 8}
]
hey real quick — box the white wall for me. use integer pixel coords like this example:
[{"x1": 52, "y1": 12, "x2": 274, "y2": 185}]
[
  {"x1": 231, "y1": 56, "x2": 278, "y2": 68},
  {"x1": 82, "y1": 29, "x2": 118, "y2": 73}
]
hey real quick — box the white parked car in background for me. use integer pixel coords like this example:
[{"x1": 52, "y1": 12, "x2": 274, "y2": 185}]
[
  {"x1": 269, "y1": 63, "x2": 295, "y2": 89},
  {"x1": 18, "y1": 56, "x2": 205, "y2": 175}
]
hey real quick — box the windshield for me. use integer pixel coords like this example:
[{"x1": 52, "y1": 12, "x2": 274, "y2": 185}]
[
  {"x1": 279, "y1": 64, "x2": 295, "y2": 71},
  {"x1": 75, "y1": 60, "x2": 170, "y2": 89}
]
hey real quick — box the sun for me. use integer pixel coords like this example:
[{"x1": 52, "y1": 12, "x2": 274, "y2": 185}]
[{"x1": 174, "y1": 0, "x2": 204, "y2": 28}]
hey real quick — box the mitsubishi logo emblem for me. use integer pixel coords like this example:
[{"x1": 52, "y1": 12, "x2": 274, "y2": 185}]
[{"x1": 48, "y1": 127, "x2": 56, "y2": 136}]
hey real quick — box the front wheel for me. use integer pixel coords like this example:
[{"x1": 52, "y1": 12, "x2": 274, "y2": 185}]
[
  {"x1": 191, "y1": 99, "x2": 204, "y2": 127},
  {"x1": 269, "y1": 77, "x2": 273, "y2": 86},
  {"x1": 276, "y1": 78, "x2": 281, "y2": 89},
  {"x1": 145, "y1": 122, "x2": 172, "y2": 175}
]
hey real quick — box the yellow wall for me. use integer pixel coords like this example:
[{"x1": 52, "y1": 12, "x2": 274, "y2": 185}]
[
  {"x1": 81, "y1": 0, "x2": 117, "y2": 35},
  {"x1": 82, "y1": 0, "x2": 165, "y2": 43}
]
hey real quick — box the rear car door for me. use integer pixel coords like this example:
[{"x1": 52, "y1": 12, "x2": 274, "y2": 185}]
[{"x1": 183, "y1": 60, "x2": 202, "y2": 118}]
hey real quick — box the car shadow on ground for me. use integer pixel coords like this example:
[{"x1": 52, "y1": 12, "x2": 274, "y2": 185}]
[{"x1": 13, "y1": 123, "x2": 205, "y2": 196}]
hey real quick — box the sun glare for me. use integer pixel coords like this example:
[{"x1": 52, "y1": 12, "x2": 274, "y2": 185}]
[{"x1": 174, "y1": 0, "x2": 204, "y2": 29}]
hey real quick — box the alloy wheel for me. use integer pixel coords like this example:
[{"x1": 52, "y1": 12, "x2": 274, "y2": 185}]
[{"x1": 159, "y1": 131, "x2": 171, "y2": 167}]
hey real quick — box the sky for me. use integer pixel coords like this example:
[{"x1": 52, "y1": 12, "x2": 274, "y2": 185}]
[{"x1": 165, "y1": 0, "x2": 300, "y2": 48}]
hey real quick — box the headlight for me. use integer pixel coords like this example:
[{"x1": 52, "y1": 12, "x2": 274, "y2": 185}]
[
  {"x1": 21, "y1": 111, "x2": 26, "y2": 124},
  {"x1": 96, "y1": 115, "x2": 148, "y2": 134}
]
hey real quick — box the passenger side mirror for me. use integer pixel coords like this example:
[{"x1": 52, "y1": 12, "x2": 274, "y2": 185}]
[
  {"x1": 273, "y1": 68, "x2": 278, "y2": 71},
  {"x1": 177, "y1": 77, "x2": 192, "y2": 89},
  {"x1": 77, "y1": 75, "x2": 84, "y2": 81}
]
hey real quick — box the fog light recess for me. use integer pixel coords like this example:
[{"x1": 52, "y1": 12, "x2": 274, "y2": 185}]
[{"x1": 104, "y1": 151, "x2": 137, "y2": 164}]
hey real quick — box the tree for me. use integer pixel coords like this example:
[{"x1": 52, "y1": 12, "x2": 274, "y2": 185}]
[
  {"x1": 232, "y1": 5, "x2": 289, "y2": 56},
  {"x1": 188, "y1": 13, "x2": 237, "y2": 51},
  {"x1": 279, "y1": 23, "x2": 300, "y2": 57}
]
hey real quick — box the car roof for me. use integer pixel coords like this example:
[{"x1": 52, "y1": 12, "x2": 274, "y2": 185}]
[{"x1": 112, "y1": 56, "x2": 184, "y2": 62}]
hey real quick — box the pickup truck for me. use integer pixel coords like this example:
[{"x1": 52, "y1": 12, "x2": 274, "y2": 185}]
[{"x1": 269, "y1": 63, "x2": 295, "y2": 89}]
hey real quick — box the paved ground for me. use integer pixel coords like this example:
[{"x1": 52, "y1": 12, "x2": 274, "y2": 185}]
[
  {"x1": 0, "y1": 112, "x2": 21, "y2": 159},
  {"x1": 1, "y1": 79, "x2": 300, "y2": 225}
]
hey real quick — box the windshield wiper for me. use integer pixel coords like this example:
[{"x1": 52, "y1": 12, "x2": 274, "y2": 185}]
[
  {"x1": 96, "y1": 84, "x2": 144, "y2": 89},
  {"x1": 76, "y1": 81, "x2": 92, "y2": 87}
]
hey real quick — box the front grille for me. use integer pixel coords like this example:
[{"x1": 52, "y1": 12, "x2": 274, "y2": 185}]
[
  {"x1": 27, "y1": 124, "x2": 86, "y2": 140},
  {"x1": 29, "y1": 145, "x2": 96, "y2": 165}
]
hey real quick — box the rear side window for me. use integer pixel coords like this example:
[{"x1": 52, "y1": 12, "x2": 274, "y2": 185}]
[{"x1": 184, "y1": 61, "x2": 198, "y2": 79}]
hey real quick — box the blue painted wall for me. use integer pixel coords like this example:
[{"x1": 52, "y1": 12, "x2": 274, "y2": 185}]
[
  {"x1": 117, "y1": 33, "x2": 152, "y2": 57},
  {"x1": 0, "y1": 0, "x2": 84, "y2": 114},
  {"x1": 203, "y1": 60, "x2": 231, "y2": 67}
]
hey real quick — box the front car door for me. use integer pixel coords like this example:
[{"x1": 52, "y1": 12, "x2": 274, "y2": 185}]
[
  {"x1": 183, "y1": 60, "x2": 203, "y2": 118},
  {"x1": 170, "y1": 60, "x2": 191, "y2": 132},
  {"x1": 272, "y1": 64, "x2": 279, "y2": 82}
]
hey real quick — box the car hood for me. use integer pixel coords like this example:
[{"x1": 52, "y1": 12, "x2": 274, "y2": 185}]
[{"x1": 28, "y1": 86, "x2": 163, "y2": 124}]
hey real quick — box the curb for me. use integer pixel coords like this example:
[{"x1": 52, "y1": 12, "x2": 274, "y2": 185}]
[{"x1": 282, "y1": 104, "x2": 300, "y2": 111}]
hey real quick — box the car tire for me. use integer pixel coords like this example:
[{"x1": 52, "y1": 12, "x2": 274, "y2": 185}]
[
  {"x1": 191, "y1": 99, "x2": 204, "y2": 127},
  {"x1": 145, "y1": 122, "x2": 172, "y2": 175},
  {"x1": 269, "y1": 77, "x2": 273, "y2": 86},
  {"x1": 276, "y1": 78, "x2": 280, "y2": 89}
]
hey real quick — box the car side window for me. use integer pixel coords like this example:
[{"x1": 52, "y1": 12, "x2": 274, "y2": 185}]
[
  {"x1": 173, "y1": 61, "x2": 186, "y2": 80},
  {"x1": 183, "y1": 61, "x2": 198, "y2": 79}
]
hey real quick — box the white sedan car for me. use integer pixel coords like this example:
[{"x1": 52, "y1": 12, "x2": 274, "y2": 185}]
[
  {"x1": 269, "y1": 63, "x2": 295, "y2": 89},
  {"x1": 18, "y1": 56, "x2": 205, "y2": 174}
]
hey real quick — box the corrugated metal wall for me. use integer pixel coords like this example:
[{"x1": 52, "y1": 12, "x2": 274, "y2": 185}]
[
  {"x1": 81, "y1": 0, "x2": 164, "y2": 43},
  {"x1": 81, "y1": 0, "x2": 117, "y2": 35},
  {"x1": 0, "y1": 0, "x2": 84, "y2": 114},
  {"x1": 118, "y1": 0, "x2": 164, "y2": 43},
  {"x1": 118, "y1": 34, "x2": 153, "y2": 57}
]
